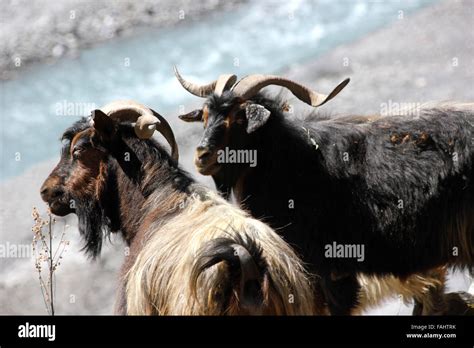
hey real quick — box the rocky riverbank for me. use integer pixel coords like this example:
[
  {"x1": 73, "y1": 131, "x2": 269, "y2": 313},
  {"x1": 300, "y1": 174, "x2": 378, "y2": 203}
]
[{"x1": 0, "y1": 0, "x2": 243, "y2": 80}]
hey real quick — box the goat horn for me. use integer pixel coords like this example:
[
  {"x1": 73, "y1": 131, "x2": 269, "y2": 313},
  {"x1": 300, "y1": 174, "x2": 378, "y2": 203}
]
[
  {"x1": 214, "y1": 74, "x2": 238, "y2": 96},
  {"x1": 100, "y1": 100, "x2": 179, "y2": 162},
  {"x1": 174, "y1": 66, "x2": 237, "y2": 97},
  {"x1": 151, "y1": 110, "x2": 179, "y2": 162},
  {"x1": 174, "y1": 66, "x2": 216, "y2": 97},
  {"x1": 231, "y1": 244, "x2": 262, "y2": 312},
  {"x1": 232, "y1": 75, "x2": 350, "y2": 107}
]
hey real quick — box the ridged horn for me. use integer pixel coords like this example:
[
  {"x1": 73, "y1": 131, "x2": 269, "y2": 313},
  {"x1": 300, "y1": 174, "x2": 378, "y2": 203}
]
[
  {"x1": 232, "y1": 75, "x2": 350, "y2": 107},
  {"x1": 174, "y1": 66, "x2": 237, "y2": 97},
  {"x1": 100, "y1": 100, "x2": 179, "y2": 162}
]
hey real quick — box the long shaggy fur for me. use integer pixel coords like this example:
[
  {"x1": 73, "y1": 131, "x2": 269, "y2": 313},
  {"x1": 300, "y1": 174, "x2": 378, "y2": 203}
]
[
  {"x1": 125, "y1": 187, "x2": 318, "y2": 315},
  {"x1": 354, "y1": 268, "x2": 446, "y2": 315}
]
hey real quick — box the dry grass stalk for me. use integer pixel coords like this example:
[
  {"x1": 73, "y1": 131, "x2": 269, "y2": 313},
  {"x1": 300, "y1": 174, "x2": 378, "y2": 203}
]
[{"x1": 31, "y1": 206, "x2": 69, "y2": 315}]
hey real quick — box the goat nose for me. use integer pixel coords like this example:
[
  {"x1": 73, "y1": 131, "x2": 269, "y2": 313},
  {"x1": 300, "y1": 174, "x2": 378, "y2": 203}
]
[
  {"x1": 196, "y1": 146, "x2": 211, "y2": 161},
  {"x1": 40, "y1": 185, "x2": 63, "y2": 202}
]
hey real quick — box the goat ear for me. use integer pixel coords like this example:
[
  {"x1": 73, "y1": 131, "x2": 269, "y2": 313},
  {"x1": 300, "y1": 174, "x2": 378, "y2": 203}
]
[
  {"x1": 245, "y1": 103, "x2": 271, "y2": 133},
  {"x1": 179, "y1": 109, "x2": 203, "y2": 122},
  {"x1": 92, "y1": 109, "x2": 116, "y2": 140}
]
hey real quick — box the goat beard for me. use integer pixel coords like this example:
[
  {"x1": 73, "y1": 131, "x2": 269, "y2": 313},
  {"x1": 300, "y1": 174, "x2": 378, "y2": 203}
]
[{"x1": 74, "y1": 195, "x2": 110, "y2": 258}]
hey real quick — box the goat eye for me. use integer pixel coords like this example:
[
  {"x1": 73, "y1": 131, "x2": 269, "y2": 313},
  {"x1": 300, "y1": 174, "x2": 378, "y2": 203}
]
[{"x1": 72, "y1": 148, "x2": 82, "y2": 159}]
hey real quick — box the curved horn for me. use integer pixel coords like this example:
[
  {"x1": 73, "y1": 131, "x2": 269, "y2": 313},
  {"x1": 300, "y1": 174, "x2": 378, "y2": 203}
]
[
  {"x1": 231, "y1": 244, "x2": 262, "y2": 311},
  {"x1": 174, "y1": 66, "x2": 237, "y2": 97},
  {"x1": 100, "y1": 100, "x2": 179, "y2": 162},
  {"x1": 174, "y1": 66, "x2": 217, "y2": 98},
  {"x1": 214, "y1": 74, "x2": 238, "y2": 96},
  {"x1": 232, "y1": 75, "x2": 350, "y2": 107},
  {"x1": 151, "y1": 110, "x2": 179, "y2": 162}
]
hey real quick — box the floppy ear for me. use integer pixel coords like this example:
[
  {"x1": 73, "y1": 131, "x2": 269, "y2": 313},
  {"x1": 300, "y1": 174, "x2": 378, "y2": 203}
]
[
  {"x1": 178, "y1": 109, "x2": 203, "y2": 122},
  {"x1": 245, "y1": 103, "x2": 271, "y2": 133},
  {"x1": 92, "y1": 109, "x2": 116, "y2": 141}
]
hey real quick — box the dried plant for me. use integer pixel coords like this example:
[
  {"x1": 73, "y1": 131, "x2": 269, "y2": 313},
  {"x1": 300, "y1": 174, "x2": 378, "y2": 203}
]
[{"x1": 31, "y1": 207, "x2": 70, "y2": 315}]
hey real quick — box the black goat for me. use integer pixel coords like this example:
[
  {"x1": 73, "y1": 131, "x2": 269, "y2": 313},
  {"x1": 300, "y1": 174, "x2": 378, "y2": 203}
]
[{"x1": 175, "y1": 68, "x2": 474, "y2": 315}]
